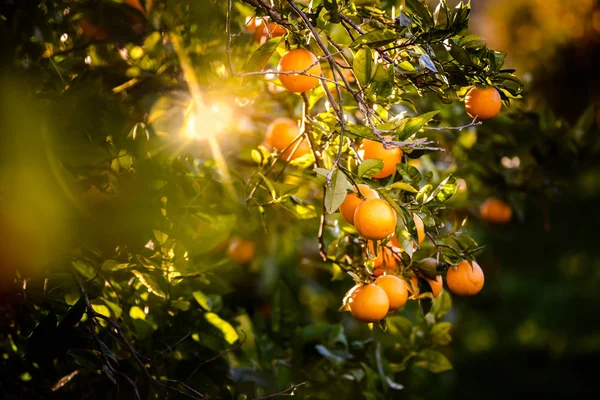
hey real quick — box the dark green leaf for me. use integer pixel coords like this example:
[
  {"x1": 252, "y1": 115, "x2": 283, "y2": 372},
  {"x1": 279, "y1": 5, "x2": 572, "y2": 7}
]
[
  {"x1": 430, "y1": 289, "x2": 452, "y2": 319},
  {"x1": 414, "y1": 349, "x2": 452, "y2": 373},
  {"x1": 244, "y1": 37, "x2": 283, "y2": 73},
  {"x1": 405, "y1": 0, "x2": 434, "y2": 27}
]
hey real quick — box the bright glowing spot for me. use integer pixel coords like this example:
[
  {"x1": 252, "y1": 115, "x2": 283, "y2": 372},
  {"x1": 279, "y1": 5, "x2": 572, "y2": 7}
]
[
  {"x1": 60, "y1": 33, "x2": 68, "y2": 42},
  {"x1": 324, "y1": 100, "x2": 331, "y2": 111},
  {"x1": 264, "y1": 70, "x2": 276, "y2": 80},
  {"x1": 84, "y1": 56, "x2": 91, "y2": 65},
  {"x1": 501, "y1": 156, "x2": 521, "y2": 169},
  {"x1": 63, "y1": 8, "x2": 70, "y2": 15},
  {"x1": 184, "y1": 102, "x2": 233, "y2": 140}
]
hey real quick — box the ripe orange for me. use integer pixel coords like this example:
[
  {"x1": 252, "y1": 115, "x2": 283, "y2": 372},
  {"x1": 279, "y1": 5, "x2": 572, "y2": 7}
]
[
  {"x1": 367, "y1": 241, "x2": 397, "y2": 277},
  {"x1": 277, "y1": 49, "x2": 322, "y2": 93},
  {"x1": 413, "y1": 213, "x2": 425, "y2": 244},
  {"x1": 358, "y1": 139, "x2": 403, "y2": 179},
  {"x1": 339, "y1": 184, "x2": 379, "y2": 225},
  {"x1": 349, "y1": 284, "x2": 389, "y2": 322},
  {"x1": 325, "y1": 57, "x2": 355, "y2": 83},
  {"x1": 227, "y1": 237, "x2": 256, "y2": 264},
  {"x1": 374, "y1": 275, "x2": 408, "y2": 310},
  {"x1": 426, "y1": 275, "x2": 443, "y2": 298},
  {"x1": 124, "y1": 0, "x2": 153, "y2": 15},
  {"x1": 464, "y1": 86, "x2": 502, "y2": 121},
  {"x1": 480, "y1": 198, "x2": 512, "y2": 224},
  {"x1": 265, "y1": 118, "x2": 311, "y2": 161},
  {"x1": 79, "y1": 18, "x2": 109, "y2": 41},
  {"x1": 257, "y1": 22, "x2": 286, "y2": 42},
  {"x1": 409, "y1": 274, "x2": 443, "y2": 298},
  {"x1": 354, "y1": 199, "x2": 397, "y2": 241},
  {"x1": 446, "y1": 260, "x2": 484, "y2": 296}
]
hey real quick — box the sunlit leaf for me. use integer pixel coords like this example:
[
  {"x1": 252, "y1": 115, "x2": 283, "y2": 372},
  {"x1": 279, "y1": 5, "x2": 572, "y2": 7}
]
[
  {"x1": 350, "y1": 29, "x2": 398, "y2": 48},
  {"x1": 132, "y1": 270, "x2": 166, "y2": 298},
  {"x1": 353, "y1": 47, "x2": 375, "y2": 86},
  {"x1": 324, "y1": 170, "x2": 353, "y2": 214},
  {"x1": 205, "y1": 312, "x2": 239, "y2": 344},
  {"x1": 243, "y1": 37, "x2": 283, "y2": 73},
  {"x1": 358, "y1": 159, "x2": 384, "y2": 178},
  {"x1": 129, "y1": 306, "x2": 146, "y2": 320}
]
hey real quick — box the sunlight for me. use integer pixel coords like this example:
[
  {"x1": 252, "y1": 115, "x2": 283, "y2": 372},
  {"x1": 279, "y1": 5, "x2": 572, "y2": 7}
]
[{"x1": 184, "y1": 102, "x2": 233, "y2": 140}]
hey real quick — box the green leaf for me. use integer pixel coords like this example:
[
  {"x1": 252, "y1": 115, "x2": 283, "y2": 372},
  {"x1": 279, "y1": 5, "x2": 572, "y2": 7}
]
[
  {"x1": 350, "y1": 29, "x2": 398, "y2": 48},
  {"x1": 193, "y1": 290, "x2": 216, "y2": 311},
  {"x1": 244, "y1": 37, "x2": 283, "y2": 73},
  {"x1": 433, "y1": 0, "x2": 449, "y2": 28},
  {"x1": 396, "y1": 164, "x2": 422, "y2": 186},
  {"x1": 129, "y1": 306, "x2": 146, "y2": 320},
  {"x1": 386, "y1": 315, "x2": 413, "y2": 337},
  {"x1": 414, "y1": 349, "x2": 452, "y2": 373},
  {"x1": 132, "y1": 270, "x2": 166, "y2": 298},
  {"x1": 353, "y1": 47, "x2": 375, "y2": 86},
  {"x1": 153, "y1": 229, "x2": 168, "y2": 245},
  {"x1": 389, "y1": 182, "x2": 418, "y2": 193},
  {"x1": 449, "y1": 42, "x2": 474, "y2": 66},
  {"x1": 324, "y1": 170, "x2": 352, "y2": 214},
  {"x1": 459, "y1": 34, "x2": 485, "y2": 49},
  {"x1": 429, "y1": 321, "x2": 452, "y2": 346},
  {"x1": 401, "y1": 111, "x2": 440, "y2": 139},
  {"x1": 358, "y1": 159, "x2": 384, "y2": 178},
  {"x1": 345, "y1": 124, "x2": 376, "y2": 140},
  {"x1": 205, "y1": 312, "x2": 239, "y2": 344},
  {"x1": 405, "y1": 0, "x2": 434, "y2": 27},
  {"x1": 72, "y1": 259, "x2": 97, "y2": 279},
  {"x1": 58, "y1": 296, "x2": 86, "y2": 329},
  {"x1": 430, "y1": 289, "x2": 452, "y2": 319},
  {"x1": 427, "y1": 175, "x2": 457, "y2": 204}
]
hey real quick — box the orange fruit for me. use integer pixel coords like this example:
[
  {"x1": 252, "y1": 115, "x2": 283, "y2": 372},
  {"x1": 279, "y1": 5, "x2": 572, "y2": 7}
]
[
  {"x1": 358, "y1": 139, "x2": 403, "y2": 179},
  {"x1": 348, "y1": 284, "x2": 389, "y2": 322},
  {"x1": 325, "y1": 57, "x2": 355, "y2": 83},
  {"x1": 480, "y1": 198, "x2": 512, "y2": 224},
  {"x1": 374, "y1": 275, "x2": 408, "y2": 310},
  {"x1": 446, "y1": 260, "x2": 484, "y2": 296},
  {"x1": 339, "y1": 184, "x2": 379, "y2": 225},
  {"x1": 426, "y1": 275, "x2": 443, "y2": 298},
  {"x1": 367, "y1": 241, "x2": 397, "y2": 277},
  {"x1": 354, "y1": 199, "x2": 397, "y2": 241},
  {"x1": 79, "y1": 18, "x2": 109, "y2": 41},
  {"x1": 227, "y1": 237, "x2": 256, "y2": 264},
  {"x1": 465, "y1": 86, "x2": 502, "y2": 121},
  {"x1": 124, "y1": 0, "x2": 153, "y2": 15},
  {"x1": 409, "y1": 274, "x2": 443, "y2": 298},
  {"x1": 258, "y1": 22, "x2": 286, "y2": 41},
  {"x1": 265, "y1": 118, "x2": 311, "y2": 161},
  {"x1": 413, "y1": 213, "x2": 425, "y2": 244},
  {"x1": 277, "y1": 49, "x2": 322, "y2": 93}
]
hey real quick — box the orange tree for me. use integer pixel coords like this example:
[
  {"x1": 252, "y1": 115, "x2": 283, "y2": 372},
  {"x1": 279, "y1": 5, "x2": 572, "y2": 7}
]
[{"x1": 0, "y1": 1, "x2": 523, "y2": 398}]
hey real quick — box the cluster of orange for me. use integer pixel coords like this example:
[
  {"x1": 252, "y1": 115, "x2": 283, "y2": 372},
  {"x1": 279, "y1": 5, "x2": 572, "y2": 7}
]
[
  {"x1": 348, "y1": 260, "x2": 485, "y2": 323},
  {"x1": 230, "y1": 26, "x2": 506, "y2": 320}
]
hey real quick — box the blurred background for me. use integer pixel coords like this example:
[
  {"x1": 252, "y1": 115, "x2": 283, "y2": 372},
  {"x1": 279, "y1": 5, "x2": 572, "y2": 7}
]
[{"x1": 412, "y1": 0, "x2": 600, "y2": 398}]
